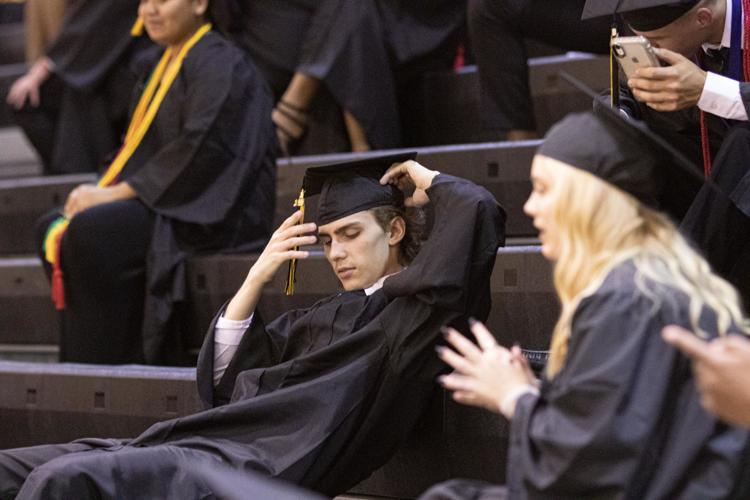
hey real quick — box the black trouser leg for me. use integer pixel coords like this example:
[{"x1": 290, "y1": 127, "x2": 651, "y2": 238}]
[
  {"x1": 41, "y1": 199, "x2": 154, "y2": 363},
  {"x1": 468, "y1": 0, "x2": 610, "y2": 133}
]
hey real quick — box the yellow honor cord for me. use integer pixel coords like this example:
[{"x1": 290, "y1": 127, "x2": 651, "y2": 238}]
[
  {"x1": 609, "y1": 25, "x2": 619, "y2": 109},
  {"x1": 130, "y1": 17, "x2": 144, "y2": 37},
  {"x1": 284, "y1": 188, "x2": 306, "y2": 296},
  {"x1": 99, "y1": 23, "x2": 212, "y2": 188}
]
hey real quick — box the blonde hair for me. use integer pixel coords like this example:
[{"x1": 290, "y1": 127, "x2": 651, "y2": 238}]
[{"x1": 545, "y1": 160, "x2": 748, "y2": 377}]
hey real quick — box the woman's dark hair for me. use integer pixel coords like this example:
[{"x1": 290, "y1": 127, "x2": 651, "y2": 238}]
[{"x1": 370, "y1": 205, "x2": 427, "y2": 265}]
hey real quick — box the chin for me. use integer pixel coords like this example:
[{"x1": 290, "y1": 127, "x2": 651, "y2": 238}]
[{"x1": 540, "y1": 245, "x2": 558, "y2": 262}]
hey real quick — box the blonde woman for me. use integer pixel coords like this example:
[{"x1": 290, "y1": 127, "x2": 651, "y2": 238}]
[{"x1": 426, "y1": 111, "x2": 750, "y2": 499}]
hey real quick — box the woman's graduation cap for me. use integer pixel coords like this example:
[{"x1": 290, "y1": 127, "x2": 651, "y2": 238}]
[
  {"x1": 539, "y1": 72, "x2": 704, "y2": 218},
  {"x1": 284, "y1": 151, "x2": 417, "y2": 295}
]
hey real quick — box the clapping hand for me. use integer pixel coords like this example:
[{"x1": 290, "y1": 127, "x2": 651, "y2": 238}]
[{"x1": 437, "y1": 320, "x2": 538, "y2": 417}]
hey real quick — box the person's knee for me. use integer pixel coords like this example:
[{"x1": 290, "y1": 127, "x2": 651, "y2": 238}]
[{"x1": 18, "y1": 454, "x2": 100, "y2": 499}]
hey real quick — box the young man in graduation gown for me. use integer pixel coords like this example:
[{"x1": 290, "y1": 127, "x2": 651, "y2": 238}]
[
  {"x1": 0, "y1": 155, "x2": 506, "y2": 499},
  {"x1": 468, "y1": 0, "x2": 611, "y2": 141},
  {"x1": 584, "y1": 0, "x2": 750, "y2": 307},
  {"x1": 34, "y1": 0, "x2": 277, "y2": 365}
]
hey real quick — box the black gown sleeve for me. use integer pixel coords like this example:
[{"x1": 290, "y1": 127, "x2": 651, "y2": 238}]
[
  {"x1": 126, "y1": 34, "x2": 276, "y2": 226},
  {"x1": 740, "y1": 82, "x2": 750, "y2": 118},
  {"x1": 46, "y1": 0, "x2": 141, "y2": 91},
  {"x1": 383, "y1": 174, "x2": 505, "y2": 308}
]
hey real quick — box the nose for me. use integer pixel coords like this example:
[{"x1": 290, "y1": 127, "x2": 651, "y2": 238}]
[
  {"x1": 523, "y1": 192, "x2": 535, "y2": 218},
  {"x1": 139, "y1": 0, "x2": 157, "y2": 14},
  {"x1": 329, "y1": 240, "x2": 346, "y2": 261}
]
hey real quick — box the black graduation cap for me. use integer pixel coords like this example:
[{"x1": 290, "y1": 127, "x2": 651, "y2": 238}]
[
  {"x1": 538, "y1": 72, "x2": 703, "y2": 219},
  {"x1": 582, "y1": 0, "x2": 700, "y2": 31},
  {"x1": 285, "y1": 151, "x2": 417, "y2": 295},
  {"x1": 302, "y1": 151, "x2": 417, "y2": 225}
]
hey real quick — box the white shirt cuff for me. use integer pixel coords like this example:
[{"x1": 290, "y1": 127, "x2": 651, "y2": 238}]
[
  {"x1": 500, "y1": 384, "x2": 540, "y2": 420},
  {"x1": 213, "y1": 312, "x2": 253, "y2": 386},
  {"x1": 214, "y1": 313, "x2": 253, "y2": 345},
  {"x1": 698, "y1": 72, "x2": 749, "y2": 121}
]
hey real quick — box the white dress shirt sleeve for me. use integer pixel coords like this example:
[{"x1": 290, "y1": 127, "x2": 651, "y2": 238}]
[
  {"x1": 213, "y1": 313, "x2": 253, "y2": 386},
  {"x1": 698, "y1": 72, "x2": 749, "y2": 120}
]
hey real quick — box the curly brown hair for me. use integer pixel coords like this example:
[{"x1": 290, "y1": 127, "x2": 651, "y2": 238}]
[{"x1": 370, "y1": 205, "x2": 427, "y2": 265}]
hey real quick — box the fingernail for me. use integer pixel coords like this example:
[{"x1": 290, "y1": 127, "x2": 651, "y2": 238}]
[
  {"x1": 468, "y1": 317, "x2": 478, "y2": 326},
  {"x1": 435, "y1": 346, "x2": 446, "y2": 356},
  {"x1": 436, "y1": 375, "x2": 446, "y2": 385},
  {"x1": 440, "y1": 325, "x2": 451, "y2": 336}
]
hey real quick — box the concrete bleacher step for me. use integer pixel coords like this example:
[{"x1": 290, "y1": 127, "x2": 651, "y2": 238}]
[
  {"x1": 0, "y1": 172, "x2": 95, "y2": 254},
  {"x1": 0, "y1": 126, "x2": 42, "y2": 177},
  {"x1": 412, "y1": 53, "x2": 609, "y2": 145},
  {"x1": 0, "y1": 361, "x2": 198, "y2": 448},
  {"x1": 0, "y1": 256, "x2": 57, "y2": 347},
  {"x1": 186, "y1": 246, "x2": 559, "y2": 352},
  {"x1": 0, "y1": 21, "x2": 24, "y2": 65},
  {"x1": 0, "y1": 360, "x2": 509, "y2": 499},
  {"x1": 276, "y1": 141, "x2": 540, "y2": 238},
  {"x1": 0, "y1": 141, "x2": 539, "y2": 255},
  {"x1": 0, "y1": 246, "x2": 558, "y2": 359}
]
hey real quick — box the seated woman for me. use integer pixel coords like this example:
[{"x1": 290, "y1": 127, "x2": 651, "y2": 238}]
[
  {"x1": 239, "y1": 0, "x2": 466, "y2": 154},
  {"x1": 0, "y1": 156, "x2": 505, "y2": 499},
  {"x1": 425, "y1": 111, "x2": 750, "y2": 498},
  {"x1": 35, "y1": 0, "x2": 277, "y2": 365}
]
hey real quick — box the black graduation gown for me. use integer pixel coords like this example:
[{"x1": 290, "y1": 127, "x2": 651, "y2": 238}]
[
  {"x1": 13, "y1": 0, "x2": 152, "y2": 175},
  {"x1": 680, "y1": 124, "x2": 750, "y2": 310},
  {"x1": 3, "y1": 175, "x2": 504, "y2": 499},
  {"x1": 47, "y1": 31, "x2": 277, "y2": 364},
  {"x1": 239, "y1": 0, "x2": 466, "y2": 151},
  {"x1": 136, "y1": 175, "x2": 503, "y2": 493},
  {"x1": 504, "y1": 261, "x2": 748, "y2": 499}
]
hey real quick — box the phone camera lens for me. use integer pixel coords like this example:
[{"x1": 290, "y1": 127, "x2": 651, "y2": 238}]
[{"x1": 613, "y1": 44, "x2": 626, "y2": 58}]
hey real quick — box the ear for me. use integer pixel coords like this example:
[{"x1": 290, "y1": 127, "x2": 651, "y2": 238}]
[
  {"x1": 694, "y1": 7, "x2": 714, "y2": 28},
  {"x1": 387, "y1": 216, "x2": 406, "y2": 247},
  {"x1": 194, "y1": 0, "x2": 209, "y2": 17}
]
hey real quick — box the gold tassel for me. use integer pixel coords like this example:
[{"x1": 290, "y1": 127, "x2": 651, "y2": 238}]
[
  {"x1": 131, "y1": 17, "x2": 144, "y2": 37},
  {"x1": 610, "y1": 24, "x2": 619, "y2": 109},
  {"x1": 284, "y1": 188, "x2": 306, "y2": 295}
]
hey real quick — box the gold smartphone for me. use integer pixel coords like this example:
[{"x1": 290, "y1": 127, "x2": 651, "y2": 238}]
[{"x1": 611, "y1": 36, "x2": 660, "y2": 78}]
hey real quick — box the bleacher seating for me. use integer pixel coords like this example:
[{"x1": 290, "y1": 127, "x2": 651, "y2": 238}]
[
  {"x1": 0, "y1": 17, "x2": 604, "y2": 496},
  {"x1": 0, "y1": 246, "x2": 559, "y2": 358},
  {"x1": 0, "y1": 360, "x2": 508, "y2": 499}
]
